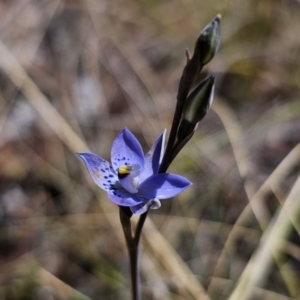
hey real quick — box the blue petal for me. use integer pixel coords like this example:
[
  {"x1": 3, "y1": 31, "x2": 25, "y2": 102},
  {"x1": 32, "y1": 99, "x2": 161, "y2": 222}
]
[
  {"x1": 111, "y1": 128, "x2": 145, "y2": 174},
  {"x1": 78, "y1": 153, "x2": 118, "y2": 191},
  {"x1": 138, "y1": 174, "x2": 192, "y2": 199},
  {"x1": 107, "y1": 190, "x2": 142, "y2": 206},
  {"x1": 130, "y1": 199, "x2": 161, "y2": 214},
  {"x1": 139, "y1": 130, "x2": 166, "y2": 182}
]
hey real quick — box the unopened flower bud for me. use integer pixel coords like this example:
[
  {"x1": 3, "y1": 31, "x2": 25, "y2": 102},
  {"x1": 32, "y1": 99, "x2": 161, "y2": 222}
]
[
  {"x1": 195, "y1": 14, "x2": 221, "y2": 66},
  {"x1": 177, "y1": 75, "x2": 215, "y2": 142},
  {"x1": 183, "y1": 75, "x2": 215, "y2": 124}
]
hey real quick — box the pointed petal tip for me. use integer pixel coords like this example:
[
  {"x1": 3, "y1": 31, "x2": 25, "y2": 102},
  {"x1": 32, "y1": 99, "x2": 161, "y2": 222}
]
[
  {"x1": 121, "y1": 126, "x2": 130, "y2": 134},
  {"x1": 77, "y1": 152, "x2": 97, "y2": 161},
  {"x1": 76, "y1": 152, "x2": 84, "y2": 158},
  {"x1": 115, "y1": 127, "x2": 131, "y2": 139},
  {"x1": 77, "y1": 152, "x2": 86, "y2": 160},
  {"x1": 77, "y1": 152, "x2": 89, "y2": 156}
]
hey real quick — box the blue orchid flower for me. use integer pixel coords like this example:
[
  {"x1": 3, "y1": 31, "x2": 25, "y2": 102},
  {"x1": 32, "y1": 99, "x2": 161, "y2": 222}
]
[{"x1": 78, "y1": 128, "x2": 191, "y2": 214}]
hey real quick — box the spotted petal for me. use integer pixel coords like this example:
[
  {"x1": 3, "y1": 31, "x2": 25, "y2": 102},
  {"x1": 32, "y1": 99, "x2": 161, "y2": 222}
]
[
  {"x1": 111, "y1": 128, "x2": 145, "y2": 174},
  {"x1": 139, "y1": 130, "x2": 166, "y2": 182},
  {"x1": 78, "y1": 153, "x2": 118, "y2": 191},
  {"x1": 138, "y1": 173, "x2": 191, "y2": 199},
  {"x1": 108, "y1": 190, "x2": 142, "y2": 206}
]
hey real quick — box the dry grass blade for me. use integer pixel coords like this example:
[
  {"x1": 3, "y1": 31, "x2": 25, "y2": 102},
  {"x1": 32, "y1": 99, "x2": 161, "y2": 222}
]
[
  {"x1": 213, "y1": 97, "x2": 270, "y2": 227},
  {"x1": 209, "y1": 142, "x2": 300, "y2": 287},
  {"x1": 209, "y1": 277, "x2": 295, "y2": 300},
  {"x1": 142, "y1": 219, "x2": 211, "y2": 300},
  {"x1": 210, "y1": 97, "x2": 300, "y2": 296},
  {"x1": 0, "y1": 252, "x2": 93, "y2": 300},
  {"x1": 37, "y1": 267, "x2": 93, "y2": 300},
  {"x1": 0, "y1": 40, "x2": 89, "y2": 153},
  {"x1": 228, "y1": 174, "x2": 300, "y2": 300},
  {"x1": 208, "y1": 93, "x2": 300, "y2": 283}
]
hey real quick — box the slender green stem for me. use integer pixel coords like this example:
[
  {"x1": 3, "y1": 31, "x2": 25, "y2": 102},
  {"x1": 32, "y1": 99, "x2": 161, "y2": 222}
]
[
  {"x1": 159, "y1": 100, "x2": 183, "y2": 173},
  {"x1": 134, "y1": 210, "x2": 149, "y2": 245},
  {"x1": 128, "y1": 243, "x2": 140, "y2": 300},
  {"x1": 160, "y1": 54, "x2": 201, "y2": 173},
  {"x1": 120, "y1": 208, "x2": 140, "y2": 300},
  {"x1": 168, "y1": 130, "x2": 195, "y2": 167}
]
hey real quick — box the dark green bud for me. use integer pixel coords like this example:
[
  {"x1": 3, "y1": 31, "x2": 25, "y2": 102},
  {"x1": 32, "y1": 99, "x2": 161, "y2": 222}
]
[
  {"x1": 195, "y1": 14, "x2": 221, "y2": 66},
  {"x1": 183, "y1": 75, "x2": 215, "y2": 124},
  {"x1": 177, "y1": 75, "x2": 215, "y2": 142}
]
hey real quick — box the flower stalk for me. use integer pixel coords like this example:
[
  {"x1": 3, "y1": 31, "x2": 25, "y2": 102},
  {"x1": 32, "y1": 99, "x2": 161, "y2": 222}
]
[
  {"x1": 119, "y1": 208, "x2": 140, "y2": 300},
  {"x1": 119, "y1": 205, "x2": 150, "y2": 300}
]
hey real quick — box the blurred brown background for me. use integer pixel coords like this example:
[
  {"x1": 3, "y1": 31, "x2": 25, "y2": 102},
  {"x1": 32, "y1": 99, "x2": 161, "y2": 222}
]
[{"x1": 0, "y1": 0, "x2": 300, "y2": 299}]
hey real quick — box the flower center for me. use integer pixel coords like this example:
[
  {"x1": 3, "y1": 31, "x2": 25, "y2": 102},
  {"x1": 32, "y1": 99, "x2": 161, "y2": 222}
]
[
  {"x1": 117, "y1": 164, "x2": 140, "y2": 194},
  {"x1": 118, "y1": 165, "x2": 132, "y2": 178}
]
